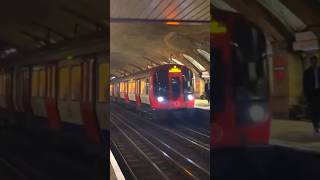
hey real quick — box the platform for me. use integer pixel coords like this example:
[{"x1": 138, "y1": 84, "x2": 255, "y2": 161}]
[
  {"x1": 110, "y1": 151, "x2": 125, "y2": 180},
  {"x1": 270, "y1": 119, "x2": 320, "y2": 152}
]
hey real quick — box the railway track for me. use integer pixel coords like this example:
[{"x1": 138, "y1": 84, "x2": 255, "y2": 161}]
[
  {"x1": 111, "y1": 117, "x2": 199, "y2": 180},
  {"x1": 110, "y1": 106, "x2": 210, "y2": 180},
  {"x1": 176, "y1": 126, "x2": 210, "y2": 146},
  {"x1": 113, "y1": 105, "x2": 210, "y2": 154}
]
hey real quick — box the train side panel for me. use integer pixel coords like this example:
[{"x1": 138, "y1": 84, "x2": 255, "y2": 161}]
[{"x1": 96, "y1": 56, "x2": 108, "y2": 142}]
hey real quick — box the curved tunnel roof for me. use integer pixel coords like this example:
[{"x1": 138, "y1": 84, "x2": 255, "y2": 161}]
[
  {"x1": 110, "y1": 0, "x2": 210, "y2": 78},
  {"x1": 212, "y1": 0, "x2": 320, "y2": 44},
  {"x1": 0, "y1": 0, "x2": 107, "y2": 60}
]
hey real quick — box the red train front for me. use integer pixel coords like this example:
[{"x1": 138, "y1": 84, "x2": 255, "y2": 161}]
[
  {"x1": 211, "y1": 9, "x2": 271, "y2": 147},
  {"x1": 111, "y1": 64, "x2": 195, "y2": 118}
]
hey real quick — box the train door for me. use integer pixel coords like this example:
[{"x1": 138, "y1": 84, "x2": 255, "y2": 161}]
[
  {"x1": 5, "y1": 69, "x2": 14, "y2": 112},
  {"x1": 135, "y1": 79, "x2": 142, "y2": 108},
  {"x1": 21, "y1": 67, "x2": 32, "y2": 116},
  {"x1": 12, "y1": 67, "x2": 22, "y2": 113},
  {"x1": 80, "y1": 58, "x2": 100, "y2": 143},
  {"x1": 168, "y1": 66, "x2": 183, "y2": 107},
  {"x1": 45, "y1": 64, "x2": 62, "y2": 131},
  {"x1": 57, "y1": 60, "x2": 84, "y2": 138},
  {"x1": 116, "y1": 82, "x2": 120, "y2": 101},
  {"x1": 31, "y1": 66, "x2": 48, "y2": 119},
  {"x1": 0, "y1": 71, "x2": 5, "y2": 109},
  {"x1": 95, "y1": 55, "x2": 108, "y2": 143}
]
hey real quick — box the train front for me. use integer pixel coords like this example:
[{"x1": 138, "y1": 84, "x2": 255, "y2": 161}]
[
  {"x1": 149, "y1": 64, "x2": 195, "y2": 119},
  {"x1": 211, "y1": 9, "x2": 271, "y2": 147}
]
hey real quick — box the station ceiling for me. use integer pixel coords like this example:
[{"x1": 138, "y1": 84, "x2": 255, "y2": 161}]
[
  {"x1": 212, "y1": 0, "x2": 320, "y2": 43},
  {"x1": 111, "y1": 0, "x2": 210, "y2": 22},
  {"x1": 110, "y1": 0, "x2": 210, "y2": 77},
  {"x1": 0, "y1": 0, "x2": 107, "y2": 59}
]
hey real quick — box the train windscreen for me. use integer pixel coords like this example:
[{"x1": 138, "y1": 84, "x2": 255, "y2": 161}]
[
  {"x1": 154, "y1": 69, "x2": 168, "y2": 99},
  {"x1": 232, "y1": 22, "x2": 268, "y2": 102},
  {"x1": 183, "y1": 68, "x2": 193, "y2": 93},
  {"x1": 171, "y1": 77, "x2": 180, "y2": 100}
]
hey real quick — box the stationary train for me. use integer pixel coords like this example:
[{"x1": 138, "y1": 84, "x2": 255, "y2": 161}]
[
  {"x1": 110, "y1": 64, "x2": 195, "y2": 119},
  {"x1": 0, "y1": 53, "x2": 108, "y2": 146},
  {"x1": 211, "y1": 9, "x2": 271, "y2": 147}
]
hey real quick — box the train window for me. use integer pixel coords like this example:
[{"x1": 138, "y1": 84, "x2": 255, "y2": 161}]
[
  {"x1": 232, "y1": 22, "x2": 267, "y2": 102},
  {"x1": 171, "y1": 77, "x2": 181, "y2": 100},
  {"x1": 140, "y1": 79, "x2": 145, "y2": 95},
  {"x1": 39, "y1": 69, "x2": 46, "y2": 97},
  {"x1": 136, "y1": 80, "x2": 140, "y2": 94},
  {"x1": 88, "y1": 59, "x2": 94, "y2": 102},
  {"x1": 58, "y1": 67, "x2": 70, "y2": 100},
  {"x1": 0, "y1": 74, "x2": 3, "y2": 96},
  {"x1": 146, "y1": 78, "x2": 149, "y2": 95},
  {"x1": 22, "y1": 69, "x2": 30, "y2": 100},
  {"x1": 132, "y1": 81, "x2": 136, "y2": 94},
  {"x1": 98, "y1": 62, "x2": 107, "y2": 102},
  {"x1": 51, "y1": 66, "x2": 56, "y2": 98},
  {"x1": 212, "y1": 48, "x2": 224, "y2": 111},
  {"x1": 128, "y1": 81, "x2": 132, "y2": 94},
  {"x1": 82, "y1": 63, "x2": 88, "y2": 100},
  {"x1": 154, "y1": 69, "x2": 168, "y2": 98},
  {"x1": 183, "y1": 68, "x2": 194, "y2": 93},
  {"x1": 71, "y1": 66, "x2": 81, "y2": 100},
  {"x1": 31, "y1": 69, "x2": 40, "y2": 97},
  {"x1": 46, "y1": 67, "x2": 51, "y2": 98},
  {"x1": 110, "y1": 84, "x2": 113, "y2": 96}
]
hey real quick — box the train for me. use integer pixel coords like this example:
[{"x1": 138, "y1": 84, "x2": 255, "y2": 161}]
[
  {"x1": 110, "y1": 64, "x2": 195, "y2": 120},
  {"x1": 211, "y1": 8, "x2": 271, "y2": 147},
  {"x1": 0, "y1": 53, "x2": 108, "y2": 148}
]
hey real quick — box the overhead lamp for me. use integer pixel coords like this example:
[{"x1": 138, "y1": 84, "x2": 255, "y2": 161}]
[{"x1": 165, "y1": 21, "x2": 180, "y2": 25}]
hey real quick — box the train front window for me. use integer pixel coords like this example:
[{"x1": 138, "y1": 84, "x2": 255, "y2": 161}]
[
  {"x1": 171, "y1": 77, "x2": 180, "y2": 100},
  {"x1": 183, "y1": 69, "x2": 193, "y2": 93},
  {"x1": 232, "y1": 22, "x2": 267, "y2": 102},
  {"x1": 154, "y1": 69, "x2": 168, "y2": 98}
]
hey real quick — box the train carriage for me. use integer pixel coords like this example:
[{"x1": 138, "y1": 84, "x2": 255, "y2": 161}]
[
  {"x1": 111, "y1": 64, "x2": 195, "y2": 120},
  {"x1": 0, "y1": 53, "x2": 108, "y2": 149},
  {"x1": 211, "y1": 9, "x2": 271, "y2": 147}
]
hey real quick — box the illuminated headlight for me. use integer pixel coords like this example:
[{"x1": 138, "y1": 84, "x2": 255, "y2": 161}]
[
  {"x1": 249, "y1": 105, "x2": 265, "y2": 122},
  {"x1": 157, "y1": 96, "x2": 164, "y2": 102},
  {"x1": 187, "y1": 94, "x2": 194, "y2": 101}
]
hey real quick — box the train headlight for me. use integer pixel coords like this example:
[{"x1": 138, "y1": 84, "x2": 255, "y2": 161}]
[
  {"x1": 249, "y1": 105, "x2": 265, "y2": 122},
  {"x1": 157, "y1": 96, "x2": 164, "y2": 103},
  {"x1": 187, "y1": 94, "x2": 194, "y2": 101}
]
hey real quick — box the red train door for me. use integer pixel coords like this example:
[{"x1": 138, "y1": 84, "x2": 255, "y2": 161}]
[
  {"x1": 45, "y1": 64, "x2": 62, "y2": 131},
  {"x1": 168, "y1": 66, "x2": 183, "y2": 108},
  {"x1": 80, "y1": 58, "x2": 100, "y2": 143}
]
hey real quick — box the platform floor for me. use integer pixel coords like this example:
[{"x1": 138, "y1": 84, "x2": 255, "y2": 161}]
[
  {"x1": 270, "y1": 119, "x2": 320, "y2": 152},
  {"x1": 110, "y1": 151, "x2": 125, "y2": 180},
  {"x1": 110, "y1": 164, "x2": 117, "y2": 180}
]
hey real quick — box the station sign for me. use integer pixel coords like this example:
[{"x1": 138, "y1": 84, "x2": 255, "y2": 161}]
[{"x1": 293, "y1": 31, "x2": 319, "y2": 51}]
